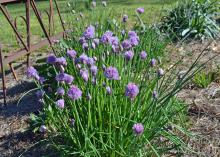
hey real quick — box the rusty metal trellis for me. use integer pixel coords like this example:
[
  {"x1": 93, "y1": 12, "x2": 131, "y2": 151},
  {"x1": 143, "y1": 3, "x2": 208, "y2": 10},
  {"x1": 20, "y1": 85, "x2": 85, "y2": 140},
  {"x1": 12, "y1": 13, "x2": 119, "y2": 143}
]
[{"x1": 0, "y1": 0, "x2": 66, "y2": 106}]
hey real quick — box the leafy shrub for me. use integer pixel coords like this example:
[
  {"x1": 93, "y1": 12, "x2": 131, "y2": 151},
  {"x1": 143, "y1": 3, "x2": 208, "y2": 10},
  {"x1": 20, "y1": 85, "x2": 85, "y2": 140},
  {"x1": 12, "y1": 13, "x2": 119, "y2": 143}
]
[
  {"x1": 159, "y1": 0, "x2": 220, "y2": 41},
  {"x1": 28, "y1": 8, "x2": 202, "y2": 156}
]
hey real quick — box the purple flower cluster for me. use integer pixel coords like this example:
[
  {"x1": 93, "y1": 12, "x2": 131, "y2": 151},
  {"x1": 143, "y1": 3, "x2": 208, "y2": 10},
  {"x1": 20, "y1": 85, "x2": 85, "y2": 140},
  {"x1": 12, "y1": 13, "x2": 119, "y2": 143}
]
[
  {"x1": 122, "y1": 31, "x2": 139, "y2": 50},
  {"x1": 56, "y1": 99, "x2": 65, "y2": 109},
  {"x1": 47, "y1": 55, "x2": 67, "y2": 67},
  {"x1": 104, "y1": 66, "x2": 120, "y2": 80},
  {"x1": 56, "y1": 73, "x2": 74, "y2": 84},
  {"x1": 80, "y1": 69, "x2": 89, "y2": 82},
  {"x1": 56, "y1": 87, "x2": 65, "y2": 96},
  {"x1": 128, "y1": 31, "x2": 139, "y2": 46},
  {"x1": 67, "y1": 49, "x2": 77, "y2": 59},
  {"x1": 100, "y1": 31, "x2": 113, "y2": 44},
  {"x1": 132, "y1": 123, "x2": 144, "y2": 135},
  {"x1": 136, "y1": 7, "x2": 144, "y2": 14},
  {"x1": 140, "y1": 51, "x2": 147, "y2": 60},
  {"x1": 122, "y1": 15, "x2": 128, "y2": 23},
  {"x1": 83, "y1": 25, "x2": 95, "y2": 39},
  {"x1": 124, "y1": 50, "x2": 134, "y2": 61},
  {"x1": 150, "y1": 58, "x2": 156, "y2": 67},
  {"x1": 36, "y1": 90, "x2": 45, "y2": 100},
  {"x1": 27, "y1": 66, "x2": 40, "y2": 80},
  {"x1": 68, "y1": 85, "x2": 82, "y2": 100},
  {"x1": 90, "y1": 65, "x2": 98, "y2": 76},
  {"x1": 125, "y1": 83, "x2": 139, "y2": 100}
]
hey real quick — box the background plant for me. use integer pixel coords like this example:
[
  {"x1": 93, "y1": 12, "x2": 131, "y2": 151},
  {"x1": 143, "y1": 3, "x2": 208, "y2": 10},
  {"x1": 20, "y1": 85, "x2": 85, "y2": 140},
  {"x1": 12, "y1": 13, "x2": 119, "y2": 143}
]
[{"x1": 159, "y1": 0, "x2": 220, "y2": 41}]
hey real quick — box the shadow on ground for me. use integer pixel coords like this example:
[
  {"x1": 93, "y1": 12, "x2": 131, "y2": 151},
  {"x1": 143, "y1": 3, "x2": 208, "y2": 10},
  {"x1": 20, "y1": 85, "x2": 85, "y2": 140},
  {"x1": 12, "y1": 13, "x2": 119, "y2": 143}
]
[{"x1": 1, "y1": 81, "x2": 42, "y2": 118}]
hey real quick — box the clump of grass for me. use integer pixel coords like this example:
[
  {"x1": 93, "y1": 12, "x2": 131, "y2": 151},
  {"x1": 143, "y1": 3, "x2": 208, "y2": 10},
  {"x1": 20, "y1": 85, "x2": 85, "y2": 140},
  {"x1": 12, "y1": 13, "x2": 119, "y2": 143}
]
[
  {"x1": 27, "y1": 4, "x2": 206, "y2": 156},
  {"x1": 159, "y1": 0, "x2": 220, "y2": 41},
  {"x1": 193, "y1": 70, "x2": 216, "y2": 88}
]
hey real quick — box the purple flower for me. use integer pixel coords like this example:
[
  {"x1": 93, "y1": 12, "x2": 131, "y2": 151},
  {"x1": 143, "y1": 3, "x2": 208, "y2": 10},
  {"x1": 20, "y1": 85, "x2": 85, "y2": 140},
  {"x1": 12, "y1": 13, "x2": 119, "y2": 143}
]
[
  {"x1": 79, "y1": 37, "x2": 86, "y2": 44},
  {"x1": 122, "y1": 15, "x2": 128, "y2": 22},
  {"x1": 153, "y1": 90, "x2": 157, "y2": 99},
  {"x1": 129, "y1": 37, "x2": 139, "y2": 46},
  {"x1": 39, "y1": 125, "x2": 47, "y2": 133},
  {"x1": 106, "y1": 86, "x2": 111, "y2": 95},
  {"x1": 158, "y1": 68, "x2": 164, "y2": 77},
  {"x1": 122, "y1": 40, "x2": 132, "y2": 50},
  {"x1": 82, "y1": 43, "x2": 89, "y2": 50},
  {"x1": 124, "y1": 50, "x2": 134, "y2": 61},
  {"x1": 56, "y1": 57, "x2": 67, "y2": 66},
  {"x1": 27, "y1": 66, "x2": 40, "y2": 80},
  {"x1": 39, "y1": 77, "x2": 46, "y2": 84},
  {"x1": 136, "y1": 8, "x2": 144, "y2": 14},
  {"x1": 128, "y1": 31, "x2": 138, "y2": 38},
  {"x1": 56, "y1": 73, "x2": 74, "y2": 84},
  {"x1": 132, "y1": 123, "x2": 144, "y2": 135},
  {"x1": 125, "y1": 83, "x2": 139, "y2": 100},
  {"x1": 83, "y1": 25, "x2": 95, "y2": 39},
  {"x1": 150, "y1": 58, "x2": 156, "y2": 67},
  {"x1": 90, "y1": 65, "x2": 98, "y2": 76},
  {"x1": 36, "y1": 90, "x2": 45, "y2": 100},
  {"x1": 67, "y1": 50, "x2": 77, "y2": 59},
  {"x1": 80, "y1": 69, "x2": 89, "y2": 82},
  {"x1": 79, "y1": 53, "x2": 88, "y2": 64},
  {"x1": 112, "y1": 45, "x2": 122, "y2": 53},
  {"x1": 100, "y1": 31, "x2": 113, "y2": 44},
  {"x1": 140, "y1": 51, "x2": 147, "y2": 59},
  {"x1": 86, "y1": 57, "x2": 95, "y2": 66},
  {"x1": 68, "y1": 85, "x2": 82, "y2": 100},
  {"x1": 56, "y1": 99, "x2": 65, "y2": 109},
  {"x1": 56, "y1": 87, "x2": 65, "y2": 96},
  {"x1": 104, "y1": 66, "x2": 120, "y2": 80},
  {"x1": 109, "y1": 36, "x2": 119, "y2": 46},
  {"x1": 47, "y1": 55, "x2": 57, "y2": 64}
]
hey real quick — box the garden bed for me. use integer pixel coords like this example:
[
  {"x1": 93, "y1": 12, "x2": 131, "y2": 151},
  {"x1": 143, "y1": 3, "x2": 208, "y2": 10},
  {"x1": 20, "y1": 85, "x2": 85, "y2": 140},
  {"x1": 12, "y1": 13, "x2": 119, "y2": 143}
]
[{"x1": 0, "y1": 40, "x2": 219, "y2": 156}]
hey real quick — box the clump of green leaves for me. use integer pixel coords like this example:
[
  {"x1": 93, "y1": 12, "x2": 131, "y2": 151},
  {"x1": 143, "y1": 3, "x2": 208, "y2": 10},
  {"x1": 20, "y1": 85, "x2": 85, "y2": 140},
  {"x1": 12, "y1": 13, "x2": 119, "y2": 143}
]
[
  {"x1": 159, "y1": 0, "x2": 220, "y2": 41},
  {"x1": 193, "y1": 70, "x2": 215, "y2": 88}
]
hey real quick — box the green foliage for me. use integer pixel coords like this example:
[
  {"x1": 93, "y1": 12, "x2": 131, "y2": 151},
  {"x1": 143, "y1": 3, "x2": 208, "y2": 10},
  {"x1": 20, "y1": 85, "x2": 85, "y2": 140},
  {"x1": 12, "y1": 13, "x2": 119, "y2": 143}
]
[
  {"x1": 193, "y1": 70, "x2": 216, "y2": 88},
  {"x1": 159, "y1": 0, "x2": 220, "y2": 41},
  {"x1": 29, "y1": 6, "x2": 203, "y2": 157}
]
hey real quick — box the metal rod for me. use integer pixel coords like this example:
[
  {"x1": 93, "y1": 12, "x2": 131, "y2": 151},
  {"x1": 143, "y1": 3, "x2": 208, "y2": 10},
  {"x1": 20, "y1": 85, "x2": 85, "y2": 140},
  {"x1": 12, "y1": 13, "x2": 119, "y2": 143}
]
[
  {"x1": 26, "y1": 0, "x2": 31, "y2": 67},
  {"x1": 0, "y1": 4, "x2": 29, "y2": 52},
  {"x1": 9, "y1": 63, "x2": 18, "y2": 81},
  {"x1": 30, "y1": 0, "x2": 55, "y2": 53},
  {"x1": 49, "y1": 0, "x2": 54, "y2": 35},
  {"x1": 0, "y1": 45, "x2": 7, "y2": 106},
  {"x1": 54, "y1": 0, "x2": 65, "y2": 32}
]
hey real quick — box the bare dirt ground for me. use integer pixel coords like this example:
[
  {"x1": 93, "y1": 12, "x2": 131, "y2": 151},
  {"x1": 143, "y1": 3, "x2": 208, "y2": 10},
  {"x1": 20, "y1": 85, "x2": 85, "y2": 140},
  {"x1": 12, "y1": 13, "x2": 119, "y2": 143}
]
[
  {"x1": 0, "y1": 52, "x2": 49, "y2": 157},
  {"x1": 0, "y1": 40, "x2": 220, "y2": 157}
]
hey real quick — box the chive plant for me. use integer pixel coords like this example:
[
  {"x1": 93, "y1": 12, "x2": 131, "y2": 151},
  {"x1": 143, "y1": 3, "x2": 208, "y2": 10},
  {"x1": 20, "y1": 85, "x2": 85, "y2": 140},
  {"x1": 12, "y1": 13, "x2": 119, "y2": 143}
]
[{"x1": 28, "y1": 5, "x2": 205, "y2": 156}]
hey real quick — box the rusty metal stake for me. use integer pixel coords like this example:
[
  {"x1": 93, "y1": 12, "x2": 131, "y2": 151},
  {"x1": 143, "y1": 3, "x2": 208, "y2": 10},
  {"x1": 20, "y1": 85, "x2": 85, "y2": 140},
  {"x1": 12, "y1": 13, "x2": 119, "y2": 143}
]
[
  {"x1": 0, "y1": 46, "x2": 6, "y2": 106},
  {"x1": 30, "y1": 0, "x2": 55, "y2": 53}
]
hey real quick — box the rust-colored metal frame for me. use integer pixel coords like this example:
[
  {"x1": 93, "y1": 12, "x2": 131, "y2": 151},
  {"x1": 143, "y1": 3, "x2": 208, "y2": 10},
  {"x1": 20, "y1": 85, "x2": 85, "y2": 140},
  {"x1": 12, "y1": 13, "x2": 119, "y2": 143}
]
[{"x1": 0, "y1": 0, "x2": 66, "y2": 106}]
